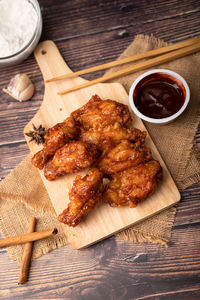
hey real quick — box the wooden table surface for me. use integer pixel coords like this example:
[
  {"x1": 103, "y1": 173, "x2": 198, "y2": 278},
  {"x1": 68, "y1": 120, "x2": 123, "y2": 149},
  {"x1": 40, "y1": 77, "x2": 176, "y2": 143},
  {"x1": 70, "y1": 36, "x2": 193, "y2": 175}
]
[{"x1": 0, "y1": 0, "x2": 200, "y2": 299}]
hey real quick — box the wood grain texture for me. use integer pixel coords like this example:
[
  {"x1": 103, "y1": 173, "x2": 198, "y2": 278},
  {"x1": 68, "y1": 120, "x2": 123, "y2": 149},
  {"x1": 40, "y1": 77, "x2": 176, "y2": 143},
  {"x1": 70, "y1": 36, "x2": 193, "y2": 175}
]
[
  {"x1": 0, "y1": 0, "x2": 199, "y2": 298},
  {"x1": 0, "y1": 187, "x2": 199, "y2": 299}
]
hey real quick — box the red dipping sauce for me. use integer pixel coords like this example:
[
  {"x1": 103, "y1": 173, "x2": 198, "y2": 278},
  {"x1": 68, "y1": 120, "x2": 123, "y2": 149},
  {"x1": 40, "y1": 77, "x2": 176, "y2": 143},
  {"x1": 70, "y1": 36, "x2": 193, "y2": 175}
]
[{"x1": 133, "y1": 73, "x2": 186, "y2": 119}]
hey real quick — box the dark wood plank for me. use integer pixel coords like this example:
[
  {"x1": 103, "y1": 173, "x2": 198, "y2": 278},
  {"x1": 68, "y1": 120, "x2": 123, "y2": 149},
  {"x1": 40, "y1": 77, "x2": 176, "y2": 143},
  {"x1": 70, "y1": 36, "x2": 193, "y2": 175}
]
[
  {"x1": 175, "y1": 185, "x2": 200, "y2": 227},
  {"x1": 0, "y1": 111, "x2": 37, "y2": 145},
  {"x1": 0, "y1": 143, "x2": 29, "y2": 180},
  {"x1": 39, "y1": 0, "x2": 200, "y2": 42},
  {"x1": 0, "y1": 221, "x2": 199, "y2": 299},
  {"x1": 0, "y1": 0, "x2": 200, "y2": 299}
]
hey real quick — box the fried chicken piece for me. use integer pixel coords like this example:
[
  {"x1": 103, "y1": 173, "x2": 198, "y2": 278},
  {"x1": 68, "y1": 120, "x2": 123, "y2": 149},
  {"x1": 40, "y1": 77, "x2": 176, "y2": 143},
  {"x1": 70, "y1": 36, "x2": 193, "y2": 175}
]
[
  {"x1": 71, "y1": 94, "x2": 132, "y2": 130},
  {"x1": 98, "y1": 140, "x2": 152, "y2": 175},
  {"x1": 32, "y1": 117, "x2": 79, "y2": 169},
  {"x1": 81, "y1": 122, "x2": 146, "y2": 154},
  {"x1": 103, "y1": 160, "x2": 162, "y2": 207},
  {"x1": 44, "y1": 141, "x2": 100, "y2": 181},
  {"x1": 58, "y1": 168, "x2": 103, "y2": 227}
]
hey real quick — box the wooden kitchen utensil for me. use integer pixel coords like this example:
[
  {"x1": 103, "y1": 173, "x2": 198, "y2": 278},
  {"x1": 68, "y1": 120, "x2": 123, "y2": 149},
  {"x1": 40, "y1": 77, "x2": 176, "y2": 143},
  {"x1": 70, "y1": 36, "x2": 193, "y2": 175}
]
[{"x1": 24, "y1": 41, "x2": 180, "y2": 249}]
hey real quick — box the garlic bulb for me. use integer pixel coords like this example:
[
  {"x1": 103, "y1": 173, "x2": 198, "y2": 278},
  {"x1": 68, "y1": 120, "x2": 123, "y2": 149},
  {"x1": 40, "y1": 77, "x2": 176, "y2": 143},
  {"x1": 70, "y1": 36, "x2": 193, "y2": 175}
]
[{"x1": 3, "y1": 73, "x2": 34, "y2": 101}]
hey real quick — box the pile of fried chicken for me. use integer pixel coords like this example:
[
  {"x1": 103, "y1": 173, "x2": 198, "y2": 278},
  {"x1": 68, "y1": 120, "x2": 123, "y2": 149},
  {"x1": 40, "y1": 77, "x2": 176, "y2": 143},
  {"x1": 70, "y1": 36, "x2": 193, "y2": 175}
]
[{"x1": 32, "y1": 95, "x2": 162, "y2": 227}]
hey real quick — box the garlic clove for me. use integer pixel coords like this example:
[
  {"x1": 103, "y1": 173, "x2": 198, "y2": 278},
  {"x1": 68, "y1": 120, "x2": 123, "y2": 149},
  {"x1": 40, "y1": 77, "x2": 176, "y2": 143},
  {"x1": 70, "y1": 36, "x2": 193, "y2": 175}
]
[{"x1": 3, "y1": 73, "x2": 34, "y2": 101}]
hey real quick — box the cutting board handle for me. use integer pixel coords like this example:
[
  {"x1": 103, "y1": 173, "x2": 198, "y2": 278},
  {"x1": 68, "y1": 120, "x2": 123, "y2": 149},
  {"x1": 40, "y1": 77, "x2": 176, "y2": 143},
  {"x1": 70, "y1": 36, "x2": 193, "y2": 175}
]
[{"x1": 34, "y1": 40, "x2": 73, "y2": 82}]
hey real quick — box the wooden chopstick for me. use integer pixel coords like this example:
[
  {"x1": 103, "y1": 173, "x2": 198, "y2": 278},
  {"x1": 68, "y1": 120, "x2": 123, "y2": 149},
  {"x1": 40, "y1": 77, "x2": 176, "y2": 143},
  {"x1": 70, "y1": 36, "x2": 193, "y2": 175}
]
[
  {"x1": 46, "y1": 37, "x2": 200, "y2": 83},
  {"x1": 58, "y1": 41, "x2": 200, "y2": 95}
]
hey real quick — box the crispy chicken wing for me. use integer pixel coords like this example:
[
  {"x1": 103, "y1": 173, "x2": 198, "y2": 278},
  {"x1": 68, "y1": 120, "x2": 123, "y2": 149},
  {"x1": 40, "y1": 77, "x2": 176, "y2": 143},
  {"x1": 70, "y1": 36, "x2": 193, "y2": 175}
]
[
  {"x1": 103, "y1": 160, "x2": 162, "y2": 207},
  {"x1": 81, "y1": 122, "x2": 146, "y2": 154},
  {"x1": 44, "y1": 141, "x2": 100, "y2": 181},
  {"x1": 30, "y1": 94, "x2": 163, "y2": 225},
  {"x1": 71, "y1": 94, "x2": 131, "y2": 129},
  {"x1": 32, "y1": 117, "x2": 79, "y2": 169},
  {"x1": 98, "y1": 140, "x2": 152, "y2": 175},
  {"x1": 58, "y1": 168, "x2": 103, "y2": 226}
]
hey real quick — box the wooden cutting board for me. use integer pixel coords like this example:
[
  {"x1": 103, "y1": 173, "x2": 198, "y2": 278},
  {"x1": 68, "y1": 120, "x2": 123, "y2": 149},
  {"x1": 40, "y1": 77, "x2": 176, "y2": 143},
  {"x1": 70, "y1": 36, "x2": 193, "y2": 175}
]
[{"x1": 24, "y1": 41, "x2": 180, "y2": 249}]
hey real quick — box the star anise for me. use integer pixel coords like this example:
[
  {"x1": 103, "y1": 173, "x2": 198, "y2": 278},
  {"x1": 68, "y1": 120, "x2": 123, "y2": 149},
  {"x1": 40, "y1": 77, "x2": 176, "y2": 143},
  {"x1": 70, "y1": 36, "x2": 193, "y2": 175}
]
[{"x1": 25, "y1": 124, "x2": 47, "y2": 144}]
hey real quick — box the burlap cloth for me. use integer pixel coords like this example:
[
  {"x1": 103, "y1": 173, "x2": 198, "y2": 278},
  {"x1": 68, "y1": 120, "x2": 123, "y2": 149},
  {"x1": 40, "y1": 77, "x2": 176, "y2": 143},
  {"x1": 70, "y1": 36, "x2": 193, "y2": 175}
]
[{"x1": 0, "y1": 35, "x2": 199, "y2": 263}]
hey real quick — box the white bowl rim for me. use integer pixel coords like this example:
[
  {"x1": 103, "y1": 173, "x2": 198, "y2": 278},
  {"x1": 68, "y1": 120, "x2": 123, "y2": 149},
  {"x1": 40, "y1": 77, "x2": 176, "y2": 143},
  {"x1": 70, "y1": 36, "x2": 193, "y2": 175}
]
[
  {"x1": 128, "y1": 69, "x2": 190, "y2": 124},
  {"x1": 0, "y1": 0, "x2": 42, "y2": 62}
]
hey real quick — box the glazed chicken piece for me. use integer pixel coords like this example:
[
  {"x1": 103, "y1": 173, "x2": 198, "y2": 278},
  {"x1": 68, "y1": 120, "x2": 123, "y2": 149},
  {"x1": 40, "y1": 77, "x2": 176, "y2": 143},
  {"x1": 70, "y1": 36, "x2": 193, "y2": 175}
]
[
  {"x1": 103, "y1": 160, "x2": 162, "y2": 207},
  {"x1": 44, "y1": 141, "x2": 100, "y2": 181},
  {"x1": 32, "y1": 117, "x2": 79, "y2": 169},
  {"x1": 58, "y1": 168, "x2": 103, "y2": 227},
  {"x1": 81, "y1": 122, "x2": 146, "y2": 154},
  {"x1": 98, "y1": 140, "x2": 152, "y2": 175},
  {"x1": 71, "y1": 94, "x2": 132, "y2": 130}
]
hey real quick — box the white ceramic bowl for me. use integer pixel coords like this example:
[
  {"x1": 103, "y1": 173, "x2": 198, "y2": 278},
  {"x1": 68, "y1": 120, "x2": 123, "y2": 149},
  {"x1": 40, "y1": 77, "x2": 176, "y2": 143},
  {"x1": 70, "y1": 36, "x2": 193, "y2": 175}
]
[
  {"x1": 129, "y1": 69, "x2": 190, "y2": 124},
  {"x1": 0, "y1": 0, "x2": 42, "y2": 66}
]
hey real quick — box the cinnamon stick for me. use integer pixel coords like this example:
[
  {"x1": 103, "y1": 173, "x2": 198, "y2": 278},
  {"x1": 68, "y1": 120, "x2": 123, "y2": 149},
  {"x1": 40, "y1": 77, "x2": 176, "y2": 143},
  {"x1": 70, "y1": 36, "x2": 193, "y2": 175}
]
[
  {"x1": 18, "y1": 216, "x2": 37, "y2": 284},
  {"x1": 0, "y1": 228, "x2": 58, "y2": 248}
]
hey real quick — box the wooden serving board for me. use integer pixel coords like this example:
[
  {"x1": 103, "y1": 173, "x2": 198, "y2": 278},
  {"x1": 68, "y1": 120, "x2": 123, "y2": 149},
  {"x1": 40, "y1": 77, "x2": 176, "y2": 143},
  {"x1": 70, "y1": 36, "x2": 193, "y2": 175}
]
[{"x1": 24, "y1": 41, "x2": 180, "y2": 249}]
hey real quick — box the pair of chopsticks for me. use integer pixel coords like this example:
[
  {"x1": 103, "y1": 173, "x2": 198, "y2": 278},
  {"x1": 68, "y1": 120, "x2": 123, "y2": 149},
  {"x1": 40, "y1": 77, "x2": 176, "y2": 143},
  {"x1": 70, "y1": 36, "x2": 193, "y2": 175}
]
[
  {"x1": 0, "y1": 217, "x2": 57, "y2": 284},
  {"x1": 46, "y1": 37, "x2": 200, "y2": 95}
]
